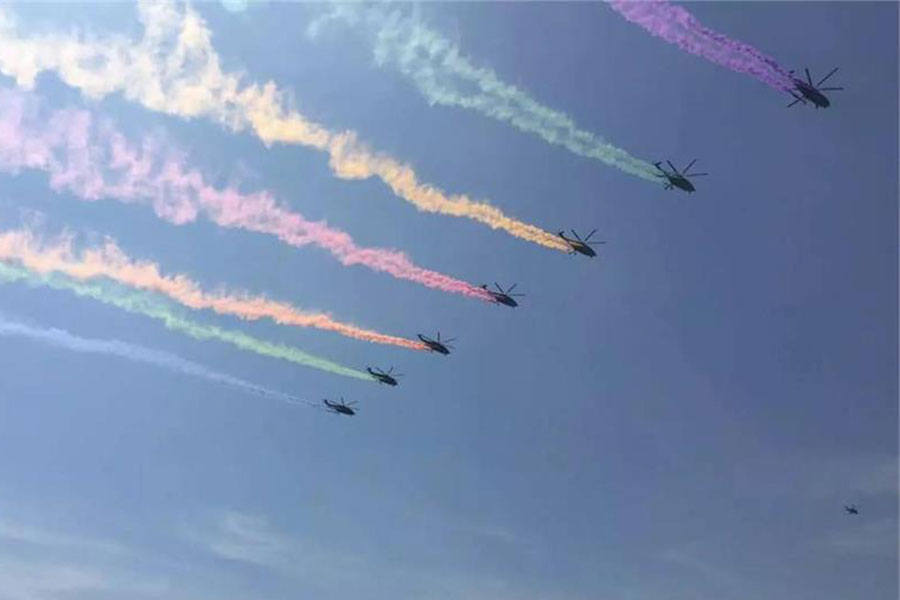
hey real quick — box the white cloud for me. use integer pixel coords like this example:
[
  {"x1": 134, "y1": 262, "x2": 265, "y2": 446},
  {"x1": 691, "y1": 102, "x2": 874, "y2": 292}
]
[
  {"x1": 730, "y1": 452, "x2": 898, "y2": 501},
  {"x1": 0, "y1": 519, "x2": 128, "y2": 556},
  {"x1": 0, "y1": 559, "x2": 110, "y2": 600},
  {"x1": 183, "y1": 510, "x2": 573, "y2": 600}
]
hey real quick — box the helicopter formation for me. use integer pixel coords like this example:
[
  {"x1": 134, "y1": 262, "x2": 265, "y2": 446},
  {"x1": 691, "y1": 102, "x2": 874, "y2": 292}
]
[{"x1": 325, "y1": 67, "x2": 845, "y2": 418}]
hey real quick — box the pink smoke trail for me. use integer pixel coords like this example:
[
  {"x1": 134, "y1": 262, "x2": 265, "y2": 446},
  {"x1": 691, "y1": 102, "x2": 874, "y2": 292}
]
[
  {"x1": 0, "y1": 88, "x2": 494, "y2": 302},
  {"x1": 607, "y1": 1, "x2": 794, "y2": 92}
]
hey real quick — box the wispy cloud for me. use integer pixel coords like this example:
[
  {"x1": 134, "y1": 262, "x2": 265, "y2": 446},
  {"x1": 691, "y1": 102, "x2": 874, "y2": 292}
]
[
  {"x1": 662, "y1": 543, "x2": 747, "y2": 590},
  {"x1": 181, "y1": 510, "x2": 365, "y2": 583},
  {"x1": 0, "y1": 519, "x2": 128, "y2": 556},
  {"x1": 0, "y1": 558, "x2": 112, "y2": 600},
  {"x1": 730, "y1": 452, "x2": 898, "y2": 501},
  {"x1": 184, "y1": 510, "x2": 569, "y2": 600},
  {"x1": 0, "y1": 515, "x2": 168, "y2": 600},
  {"x1": 816, "y1": 517, "x2": 899, "y2": 558}
]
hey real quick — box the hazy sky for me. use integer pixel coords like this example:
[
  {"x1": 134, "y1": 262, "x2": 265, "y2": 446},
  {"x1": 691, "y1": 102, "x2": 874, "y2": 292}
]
[{"x1": 0, "y1": 2, "x2": 896, "y2": 599}]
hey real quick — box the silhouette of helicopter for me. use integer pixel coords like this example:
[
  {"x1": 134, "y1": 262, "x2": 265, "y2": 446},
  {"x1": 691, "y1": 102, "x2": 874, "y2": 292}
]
[
  {"x1": 558, "y1": 229, "x2": 606, "y2": 257},
  {"x1": 323, "y1": 398, "x2": 357, "y2": 416},
  {"x1": 418, "y1": 332, "x2": 454, "y2": 355},
  {"x1": 481, "y1": 283, "x2": 524, "y2": 307},
  {"x1": 654, "y1": 160, "x2": 708, "y2": 193},
  {"x1": 844, "y1": 504, "x2": 859, "y2": 515},
  {"x1": 787, "y1": 67, "x2": 843, "y2": 109},
  {"x1": 367, "y1": 366, "x2": 401, "y2": 386}
]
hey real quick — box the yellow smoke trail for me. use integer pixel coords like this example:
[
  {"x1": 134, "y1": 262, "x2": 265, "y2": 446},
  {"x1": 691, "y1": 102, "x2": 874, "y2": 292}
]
[
  {"x1": 0, "y1": 227, "x2": 424, "y2": 350},
  {"x1": 0, "y1": 2, "x2": 568, "y2": 251}
]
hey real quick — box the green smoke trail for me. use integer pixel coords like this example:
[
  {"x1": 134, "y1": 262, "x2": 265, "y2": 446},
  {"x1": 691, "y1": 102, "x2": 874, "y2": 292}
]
[
  {"x1": 0, "y1": 262, "x2": 371, "y2": 382},
  {"x1": 312, "y1": 5, "x2": 659, "y2": 183}
]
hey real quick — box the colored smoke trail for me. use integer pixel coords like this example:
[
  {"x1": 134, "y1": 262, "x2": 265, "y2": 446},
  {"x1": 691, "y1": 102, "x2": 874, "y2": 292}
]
[
  {"x1": 0, "y1": 262, "x2": 372, "y2": 382},
  {"x1": 0, "y1": 88, "x2": 492, "y2": 302},
  {"x1": 0, "y1": 227, "x2": 425, "y2": 351},
  {"x1": 0, "y1": 1, "x2": 568, "y2": 252},
  {"x1": 607, "y1": 1, "x2": 793, "y2": 92},
  {"x1": 0, "y1": 314, "x2": 310, "y2": 408},
  {"x1": 309, "y1": 4, "x2": 659, "y2": 182}
]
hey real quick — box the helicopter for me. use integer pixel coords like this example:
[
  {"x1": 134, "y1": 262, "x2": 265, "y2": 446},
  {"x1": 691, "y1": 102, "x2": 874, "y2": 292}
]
[
  {"x1": 787, "y1": 67, "x2": 843, "y2": 109},
  {"x1": 558, "y1": 229, "x2": 606, "y2": 257},
  {"x1": 418, "y1": 332, "x2": 454, "y2": 355},
  {"x1": 844, "y1": 504, "x2": 859, "y2": 516},
  {"x1": 367, "y1": 366, "x2": 401, "y2": 386},
  {"x1": 654, "y1": 159, "x2": 708, "y2": 193},
  {"x1": 323, "y1": 398, "x2": 357, "y2": 416},
  {"x1": 481, "y1": 283, "x2": 524, "y2": 308}
]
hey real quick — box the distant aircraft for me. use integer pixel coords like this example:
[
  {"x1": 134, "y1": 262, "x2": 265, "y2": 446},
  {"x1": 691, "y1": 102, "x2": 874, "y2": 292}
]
[
  {"x1": 418, "y1": 332, "x2": 454, "y2": 355},
  {"x1": 481, "y1": 283, "x2": 524, "y2": 308},
  {"x1": 844, "y1": 504, "x2": 859, "y2": 515},
  {"x1": 558, "y1": 229, "x2": 605, "y2": 257},
  {"x1": 323, "y1": 398, "x2": 357, "y2": 416},
  {"x1": 367, "y1": 366, "x2": 401, "y2": 386},
  {"x1": 787, "y1": 67, "x2": 843, "y2": 109},
  {"x1": 654, "y1": 160, "x2": 708, "y2": 193}
]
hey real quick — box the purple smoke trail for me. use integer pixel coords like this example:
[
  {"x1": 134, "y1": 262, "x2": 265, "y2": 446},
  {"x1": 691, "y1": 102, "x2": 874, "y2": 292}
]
[{"x1": 608, "y1": 1, "x2": 794, "y2": 92}]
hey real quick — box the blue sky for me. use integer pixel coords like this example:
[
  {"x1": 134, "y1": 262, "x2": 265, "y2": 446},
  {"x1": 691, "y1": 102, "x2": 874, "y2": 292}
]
[{"x1": 0, "y1": 2, "x2": 896, "y2": 599}]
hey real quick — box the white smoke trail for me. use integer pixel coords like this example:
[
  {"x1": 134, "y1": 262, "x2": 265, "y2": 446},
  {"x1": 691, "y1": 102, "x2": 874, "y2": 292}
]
[{"x1": 0, "y1": 313, "x2": 310, "y2": 408}]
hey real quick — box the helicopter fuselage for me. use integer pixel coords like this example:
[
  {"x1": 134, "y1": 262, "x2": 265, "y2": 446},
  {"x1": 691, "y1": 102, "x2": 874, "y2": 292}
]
[
  {"x1": 559, "y1": 234, "x2": 596, "y2": 257},
  {"x1": 324, "y1": 400, "x2": 355, "y2": 415},
  {"x1": 793, "y1": 80, "x2": 830, "y2": 108},
  {"x1": 668, "y1": 175, "x2": 695, "y2": 193},
  {"x1": 491, "y1": 293, "x2": 518, "y2": 307},
  {"x1": 418, "y1": 335, "x2": 450, "y2": 355}
]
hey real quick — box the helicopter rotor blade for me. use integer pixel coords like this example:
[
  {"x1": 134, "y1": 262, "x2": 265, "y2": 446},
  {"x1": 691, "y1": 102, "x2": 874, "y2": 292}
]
[
  {"x1": 817, "y1": 67, "x2": 838, "y2": 86},
  {"x1": 587, "y1": 240, "x2": 607, "y2": 246},
  {"x1": 686, "y1": 173, "x2": 709, "y2": 177},
  {"x1": 584, "y1": 228, "x2": 597, "y2": 241},
  {"x1": 804, "y1": 67, "x2": 813, "y2": 86},
  {"x1": 570, "y1": 229, "x2": 582, "y2": 241},
  {"x1": 819, "y1": 87, "x2": 843, "y2": 91},
  {"x1": 684, "y1": 158, "x2": 697, "y2": 173},
  {"x1": 443, "y1": 337, "x2": 456, "y2": 343},
  {"x1": 507, "y1": 283, "x2": 517, "y2": 293},
  {"x1": 787, "y1": 95, "x2": 803, "y2": 108},
  {"x1": 666, "y1": 160, "x2": 678, "y2": 173},
  {"x1": 494, "y1": 282, "x2": 505, "y2": 293}
]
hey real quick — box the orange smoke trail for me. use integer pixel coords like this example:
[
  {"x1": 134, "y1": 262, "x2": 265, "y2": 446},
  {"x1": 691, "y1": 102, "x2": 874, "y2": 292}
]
[
  {"x1": 0, "y1": 1, "x2": 569, "y2": 252},
  {"x1": 0, "y1": 228, "x2": 426, "y2": 351}
]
